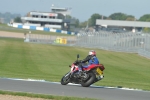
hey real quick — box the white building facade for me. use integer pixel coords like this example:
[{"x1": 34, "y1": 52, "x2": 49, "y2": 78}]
[{"x1": 21, "y1": 5, "x2": 72, "y2": 30}]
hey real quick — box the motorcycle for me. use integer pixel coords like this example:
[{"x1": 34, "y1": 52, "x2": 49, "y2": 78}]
[{"x1": 61, "y1": 54, "x2": 105, "y2": 87}]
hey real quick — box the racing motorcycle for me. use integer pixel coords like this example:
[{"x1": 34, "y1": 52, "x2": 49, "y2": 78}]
[{"x1": 61, "y1": 54, "x2": 105, "y2": 87}]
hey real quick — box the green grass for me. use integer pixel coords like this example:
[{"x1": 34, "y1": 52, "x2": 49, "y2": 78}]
[
  {"x1": 0, "y1": 90, "x2": 97, "y2": 100},
  {"x1": 0, "y1": 38, "x2": 150, "y2": 91}
]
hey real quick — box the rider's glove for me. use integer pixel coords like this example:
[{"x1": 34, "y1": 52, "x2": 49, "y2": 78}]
[
  {"x1": 79, "y1": 60, "x2": 83, "y2": 63},
  {"x1": 74, "y1": 60, "x2": 82, "y2": 64},
  {"x1": 74, "y1": 60, "x2": 79, "y2": 64}
]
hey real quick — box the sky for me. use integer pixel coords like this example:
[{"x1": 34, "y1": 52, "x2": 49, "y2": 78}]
[{"x1": 0, "y1": 0, "x2": 150, "y2": 22}]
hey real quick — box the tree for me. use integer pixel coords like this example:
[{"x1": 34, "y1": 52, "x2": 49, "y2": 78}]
[
  {"x1": 74, "y1": 18, "x2": 79, "y2": 27},
  {"x1": 126, "y1": 15, "x2": 135, "y2": 21},
  {"x1": 88, "y1": 13, "x2": 107, "y2": 26},
  {"x1": 139, "y1": 14, "x2": 150, "y2": 21},
  {"x1": 143, "y1": 27, "x2": 150, "y2": 33},
  {"x1": 139, "y1": 14, "x2": 150, "y2": 33},
  {"x1": 65, "y1": 15, "x2": 72, "y2": 19},
  {"x1": 0, "y1": 12, "x2": 21, "y2": 23},
  {"x1": 65, "y1": 15, "x2": 80, "y2": 28},
  {"x1": 109, "y1": 12, "x2": 128, "y2": 20},
  {"x1": 126, "y1": 17, "x2": 135, "y2": 21},
  {"x1": 79, "y1": 21, "x2": 88, "y2": 28},
  {"x1": 14, "y1": 17, "x2": 22, "y2": 23}
]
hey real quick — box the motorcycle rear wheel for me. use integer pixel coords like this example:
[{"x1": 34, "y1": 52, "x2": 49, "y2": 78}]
[
  {"x1": 81, "y1": 72, "x2": 96, "y2": 87},
  {"x1": 61, "y1": 73, "x2": 70, "y2": 85}
]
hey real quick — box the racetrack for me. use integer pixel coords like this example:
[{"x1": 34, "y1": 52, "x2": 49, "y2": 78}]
[{"x1": 0, "y1": 78, "x2": 150, "y2": 100}]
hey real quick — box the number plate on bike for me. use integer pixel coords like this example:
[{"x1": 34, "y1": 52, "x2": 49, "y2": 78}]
[{"x1": 96, "y1": 68, "x2": 103, "y2": 75}]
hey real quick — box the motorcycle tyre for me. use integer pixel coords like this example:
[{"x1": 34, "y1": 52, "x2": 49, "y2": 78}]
[
  {"x1": 61, "y1": 73, "x2": 70, "y2": 85},
  {"x1": 81, "y1": 72, "x2": 96, "y2": 87}
]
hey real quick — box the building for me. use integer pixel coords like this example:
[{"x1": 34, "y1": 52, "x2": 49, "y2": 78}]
[
  {"x1": 51, "y1": 4, "x2": 71, "y2": 16},
  {"x1": 21, "y1": 5, "x2": 73, "y2": 31},
  {"x1": 96, "y1": 19, "x2": 150, "y2": 33}
]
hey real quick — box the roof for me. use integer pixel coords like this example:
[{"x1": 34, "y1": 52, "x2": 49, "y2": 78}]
[{"x1": 96, "y1": 19, "x2": 150, "y2": 27}]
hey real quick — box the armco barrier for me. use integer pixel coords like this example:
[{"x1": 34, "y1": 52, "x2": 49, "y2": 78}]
[{"x1": 9, "y1": 23, "x2": 76, "y2": 35}]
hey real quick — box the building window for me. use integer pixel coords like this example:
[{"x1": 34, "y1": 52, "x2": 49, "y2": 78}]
[{"x1": 49, "y1": 16, "x2": 55, "y2": 19}]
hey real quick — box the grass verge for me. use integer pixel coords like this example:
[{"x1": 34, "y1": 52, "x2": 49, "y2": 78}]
[{"x1": 0, "y1": 90, "x2": 97, "y2": 100}]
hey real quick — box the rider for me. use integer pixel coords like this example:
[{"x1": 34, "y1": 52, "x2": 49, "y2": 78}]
[{"x1": 78, "y1": 50, "x2": 100, "y2": 76}]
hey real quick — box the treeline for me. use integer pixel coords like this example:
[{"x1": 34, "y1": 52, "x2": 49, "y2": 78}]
[
  {"x1": 79, "y1": 13, "x2": 150, "y2": 27},
  {"x1": 0, "y1": 12, "x2": 21, "y2": 23},
  {"x1": 1, "y1": 12, "x2": 150, "y2": 32},
  {"x1": 78, "y1": 12, "x2": 150, "y2": 32}
]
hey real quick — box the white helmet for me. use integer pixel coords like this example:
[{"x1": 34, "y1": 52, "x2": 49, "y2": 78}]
[{"x1": 89, "y1": 50, "x2": 96, "y2": 56}]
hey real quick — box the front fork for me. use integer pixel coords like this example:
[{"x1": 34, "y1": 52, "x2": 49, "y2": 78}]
[{"x1": 65, "y1": 72, "x2": 71, "y2": 77}]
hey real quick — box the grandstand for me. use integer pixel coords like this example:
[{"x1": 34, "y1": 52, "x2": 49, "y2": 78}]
[{"x1": 21, "y1": 4, "x2": 72, "y2": 31}]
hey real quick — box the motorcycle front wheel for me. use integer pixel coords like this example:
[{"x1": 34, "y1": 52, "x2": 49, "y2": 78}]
[{"x1": 61, "y1": 72, "x2": 70, "y2": 85}]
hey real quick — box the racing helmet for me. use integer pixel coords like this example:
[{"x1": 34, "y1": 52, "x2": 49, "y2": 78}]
[{"x1": 89, "y1": 50, "x2": 96, "y2": 56}]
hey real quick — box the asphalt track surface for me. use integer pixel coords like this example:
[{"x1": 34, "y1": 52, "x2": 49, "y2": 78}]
[{"x1": 0, "y1": 78, "x2": 150, "y2": 100}]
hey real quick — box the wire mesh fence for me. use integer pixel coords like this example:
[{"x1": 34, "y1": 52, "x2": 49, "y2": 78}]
[
  {"x1": 24, "y1": 31, "x2": 150, "y2": 59},
  {"x1": 24, "y1": 33, "x2": 76, "y2": 46},
  {"x1": 76, "y1": 31, "x2": 150, "y2": 59}
]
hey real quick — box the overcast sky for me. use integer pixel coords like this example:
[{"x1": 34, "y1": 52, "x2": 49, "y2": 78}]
[{"x1": 0, "y1": 0, "x2": 150, "y2": 21}]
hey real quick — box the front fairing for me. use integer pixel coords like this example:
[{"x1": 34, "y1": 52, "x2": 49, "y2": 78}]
[{"x1": 70, "y1": 63, "x2": 79, "y2": 72}]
